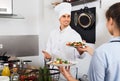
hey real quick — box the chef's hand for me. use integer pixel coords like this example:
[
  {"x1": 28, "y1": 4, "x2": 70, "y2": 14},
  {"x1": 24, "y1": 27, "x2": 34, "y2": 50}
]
[
  {"x1": 76, "y1": 46, "x2": 94, "y2": 56},
  {"x1": 58, "y1": 66, "x2": 78, "y2": 81},
  {"x1": 76, "y1": 40, "x2": 86, "y2": 55},
  {"x1": 42, "y1": 50, "x2": 51, "y2": 59}
]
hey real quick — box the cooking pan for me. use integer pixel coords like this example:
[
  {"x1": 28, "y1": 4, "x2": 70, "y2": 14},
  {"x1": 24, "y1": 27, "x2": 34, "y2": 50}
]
[
  {"x1": 0, "y1": 52, "x2": 10, "y2": 62},
  {"x1": 0, "y1": 56, "x2": 10, "y2": 62},
  {"x1": 78, "y1": 7, "x2": 95, "y2": 28}
]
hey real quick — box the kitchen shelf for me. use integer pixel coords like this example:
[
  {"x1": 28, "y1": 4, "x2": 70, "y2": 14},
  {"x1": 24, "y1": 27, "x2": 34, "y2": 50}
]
[
  {"x1": 0, "y1": 14, "x2": 24, "y2": 19},
  {"x1": 64, "y1": 0, "x2": 97, "y2": 6}
]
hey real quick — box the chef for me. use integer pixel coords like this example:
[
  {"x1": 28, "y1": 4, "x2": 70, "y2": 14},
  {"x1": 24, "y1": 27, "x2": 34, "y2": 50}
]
[{"x1": 42, "y1": 2, "x2": 84, "y2": 81}]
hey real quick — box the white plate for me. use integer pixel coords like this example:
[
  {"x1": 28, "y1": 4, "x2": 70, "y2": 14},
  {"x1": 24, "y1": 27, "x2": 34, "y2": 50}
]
[
  {"x1": 47, "y1": 61, "x2": 76, "y2": 66},
  {"x1": 52, "y1": 63, "x2": 75, "y2": 66},
  {"x1": 70, "y1": 45, "x2": 86, "y2": 48}
]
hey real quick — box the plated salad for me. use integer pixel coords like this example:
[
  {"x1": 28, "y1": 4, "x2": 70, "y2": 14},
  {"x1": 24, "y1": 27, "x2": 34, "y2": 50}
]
[
  {"x1": 66, "y1": 41, "x2": 86, "y2": 48},
  {"x1": 48, "y1": 58, "x2": 75, "y2": 66},
  {"x1": 52, "y1": 58, "x2": 70, "y2": 64}
]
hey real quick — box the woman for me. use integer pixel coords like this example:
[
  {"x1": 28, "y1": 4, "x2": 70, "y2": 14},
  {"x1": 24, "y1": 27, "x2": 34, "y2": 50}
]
[{"x1": 59, "y1": 2, "x2": 120, "y2": 81}]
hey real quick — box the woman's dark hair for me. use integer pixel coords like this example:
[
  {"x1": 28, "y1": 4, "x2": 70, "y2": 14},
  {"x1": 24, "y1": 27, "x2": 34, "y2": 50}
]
[{"x1": 106, "y1": 2, "x2": 120, "y2": 28}]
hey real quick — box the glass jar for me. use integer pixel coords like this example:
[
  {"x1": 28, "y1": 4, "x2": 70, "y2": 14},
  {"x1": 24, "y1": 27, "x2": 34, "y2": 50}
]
[{"x1": 11, "y1": 64, "x2": 19, "y2": 81}]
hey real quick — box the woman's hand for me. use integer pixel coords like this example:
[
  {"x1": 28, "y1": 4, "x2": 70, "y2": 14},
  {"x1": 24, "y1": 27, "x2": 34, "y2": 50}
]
[
  {"x1": 58, "y1": 66, "x2": 78, "y2": 81},
  {"x1": 58, "y1": 66, "x2": 71, "y2": 78},
  {"x1": 76, "y1": 46, "x2": 94, "y2": 56},
  {"x1": 42, "y1": 50, "x2": 51, "y2": 59}
]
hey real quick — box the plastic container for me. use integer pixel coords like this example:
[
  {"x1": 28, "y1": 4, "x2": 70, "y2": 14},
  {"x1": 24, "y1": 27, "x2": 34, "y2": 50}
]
[{"x1": 0, "y1": 76, "x2": 9, "y2": 81}]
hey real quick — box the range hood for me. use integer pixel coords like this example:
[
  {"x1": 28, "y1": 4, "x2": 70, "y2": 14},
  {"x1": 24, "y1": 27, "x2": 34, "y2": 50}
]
[
  {"x1": 0, "y1": 0, "x2": 24, "y2": 19},
  {"x1": 0, "y1": 35, "x2": 39, "y2": 57},
  {"x1": 0, "y1": 0, "x2": 13, "y2": 15}
]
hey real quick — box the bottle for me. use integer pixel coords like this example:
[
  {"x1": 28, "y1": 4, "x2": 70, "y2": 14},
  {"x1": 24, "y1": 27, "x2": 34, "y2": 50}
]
[
  {"x1": 16, "y1": 61, "x2": 22, "y2": 74},
  {"x1": 2, "y1": 63, "x2": 10, "y2": 76},
  {"x1": 22, "y1": 61, "x2": 28, "y2": 69},
  {"x1": 11, "y1": 64, "x2": 19, "y2": 81}
]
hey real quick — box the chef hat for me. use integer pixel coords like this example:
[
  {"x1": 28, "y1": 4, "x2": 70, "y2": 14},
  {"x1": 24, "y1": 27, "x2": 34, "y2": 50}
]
[{"x1": 54, "y1": 2, "x2": 72, "y2": 19}]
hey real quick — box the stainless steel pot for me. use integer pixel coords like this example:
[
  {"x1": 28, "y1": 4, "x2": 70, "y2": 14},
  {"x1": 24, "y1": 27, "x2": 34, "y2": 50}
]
[
  {"x1": 63, "y1": 0, "x2": 77, "y2": 2},
  {"x1": 78, "y1": 7, "x2": 95, "y2": 28}
]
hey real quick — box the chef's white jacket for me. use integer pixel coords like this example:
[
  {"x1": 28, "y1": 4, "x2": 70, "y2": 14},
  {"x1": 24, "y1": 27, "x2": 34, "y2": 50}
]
[
  {"x1": 46, "y1": 25, "x2": 82, "y2": 60},
  {"x1": 45, "y1": 25, "x2": 83, "y2": 80}
]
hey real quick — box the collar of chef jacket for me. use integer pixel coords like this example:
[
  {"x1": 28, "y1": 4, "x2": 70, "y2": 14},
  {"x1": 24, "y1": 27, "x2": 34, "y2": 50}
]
[{"x1": 58, "y1": 25, "x2": 71, "y2": 33}]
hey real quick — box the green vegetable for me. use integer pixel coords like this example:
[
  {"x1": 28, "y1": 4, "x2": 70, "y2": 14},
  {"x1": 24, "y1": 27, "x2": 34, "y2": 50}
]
[
  {"x1": 38, "y1": 67, "x2": 44, "y2": 81},
  {"x1": 56, "y1": 58, "x2": 61, "y2": 61},
  {"x1": 64, "y1": 60, "x2": 68, "y2": 64},
  {"x1": 38, "y1": 66, "x2": 52, "y2": 81}
]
